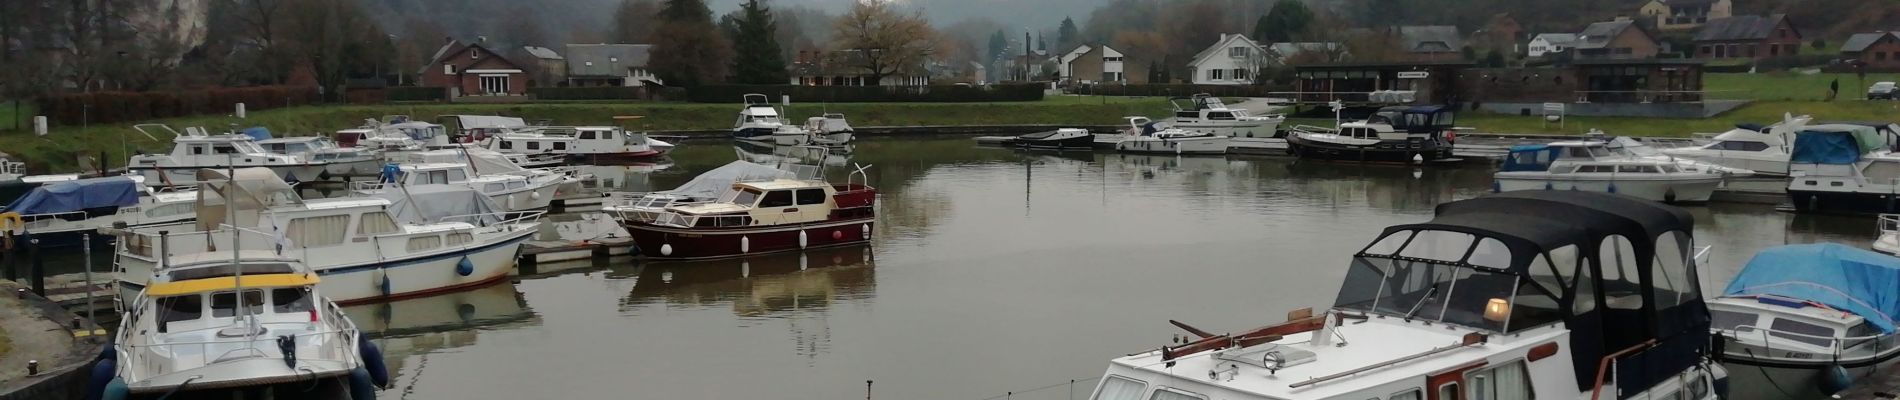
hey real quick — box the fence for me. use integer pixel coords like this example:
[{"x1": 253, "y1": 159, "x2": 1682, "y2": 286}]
[
  {"x1": 686, "y1": 84, "x2": 1045, "y2": 103},
  {"x1": 529, "y1": 86, "x2": 647, "y2": 101},
  {"x1": 1069, "y1": 84, "x2": 1289, "y2": 98},
  {"x1": 35, "y1": 86, "x2": 320, "y2": 126}
]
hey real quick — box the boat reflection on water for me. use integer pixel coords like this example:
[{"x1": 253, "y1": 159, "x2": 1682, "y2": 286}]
[
  {"x1": 733, "y1": 141, "x2": 855, "y2": 167},
  {"x1": 341, "y1": 281, "x2": 537, "y2": 389},
  {"x1": 619, "y1": 244, "x2": 876, "y2": 316},
  {"x1": 573, "y1": 162, "x2": 675, "y2": 192}
]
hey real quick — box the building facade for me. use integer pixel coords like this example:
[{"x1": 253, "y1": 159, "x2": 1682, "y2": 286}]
[
  {"x1": 1187, "y1": 34, "x2": 1269, "y2": 85},
  {"x1": 418, "y1": 40, "x2": 530, "y2": 97},
  {"x1": 1693, "y1": 15, "x2": 1800, "y2": 60},
  {"x1": 1842, "y1": 32, "x2": 1900, "y2": 70},
  {"x1": 1640, "y1": 0, "x2": 1733, "y2": 31}
]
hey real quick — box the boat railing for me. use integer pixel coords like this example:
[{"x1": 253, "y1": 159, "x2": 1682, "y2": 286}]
[
  {"x1": 1879, "y1": 214, "x2": 1900, "y2": 235},
  {"x1": 648, "y1": 209, "x2": 827, "y2": 229},
  {"x1": 0, "y1": 161, "x2": 23, "y2": 176},
  {"x1": 119, "y1": 225, "x2": 284, "y2": 260},
  {"x1": 1589, "y1": 339, "x2": 1658, "y2": 400},
  {"x1": 1722, "y1": 323, "x2": 1896, "y2": 360},
  {"x1": 125, "y1": 326, "x2": 359, "y2": 379},
  {"x1": 428, "y1": 210, "x2": 545, "y2": 229},
  {"x1": 1290, "y1": 125, "x2": 1339, "y2": 135}
]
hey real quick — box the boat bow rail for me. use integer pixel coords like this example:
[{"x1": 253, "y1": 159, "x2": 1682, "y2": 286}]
[{"x1": 120, "y1": 301, "x2": 360, "y2": 385}]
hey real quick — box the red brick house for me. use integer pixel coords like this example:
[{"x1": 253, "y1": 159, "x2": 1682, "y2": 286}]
[
  {"x1": 417, "y1": 39, "x2": 530, "y2": 97},
  {"x1": 1843, "y1": 32, "x2": 1900, "y2": 70},
  {"x1": 1692, "y1": 14, "x2": 1800, "y2": 59}
]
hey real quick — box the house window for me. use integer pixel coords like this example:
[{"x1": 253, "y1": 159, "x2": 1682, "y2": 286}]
[
  {"x1": 1879, "y1": 52, "x2": 1890, "y2": 62},
  {"x1": 1229, "y1": 47, "x2": 1248, "y2": 57},
  {"x1": 1745, "y1": 45, "x2": 1756, "y2": 58},
  {"x1": 1769, "y1": 45, "x2": 1779, "y2": 56},
  {"x1": 1233, "y1": 68, "x2": 1249, "y2": 81},
  {"x1": 1700, "y1": 45, "x2": 1712, "y2": 55},
  {"x1": 444, "y1": 64, "x2": 457, "y2": 75},
  {"x1": 1209, "y1": 69, "x2": 1224, "y2": 80},
  {"x1": 469, "y1": 49, "x2": 480, "y2": 59},
  {"x1": 479, "y1": 75, "x2": 509, "y2": 95},
  {"x1": 1104, "y1": 56, "x2": 1122, "y2": 62}
]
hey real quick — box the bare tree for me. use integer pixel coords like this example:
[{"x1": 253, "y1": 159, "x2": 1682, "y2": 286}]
[
  {"x1": 830, "y1": 0, "x2": 935, "y2": 85},
  {"x1": 610, "y1": 0, "x2": 660, "y2": 43}
]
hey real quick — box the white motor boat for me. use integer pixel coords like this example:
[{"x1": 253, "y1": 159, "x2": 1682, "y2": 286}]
[
  {"x1": 365, "y1": 148, "x2": 577, "y2": 212},
  {"x1": 257, "y1": 136, "x2": 383, "y2": 178},
  {"x1": 604, "y1": 160, "x2": 795, "y2": 223},
  {"x1": 483, "y1": 126, "x2": 670, "y2": 159},
  {"x1": 1285, "y1": 106, "x2": 1455, "y2": 163},
  {"x1": 1662, "y1": 114, "x2": 1810, "y2": 176},
  {"x1": 1114, "y1": 117, "x2": 1229, "y2": 155},
  {"x1": 733, "y1": 94, "x2": 787, "y2": 142},
  {"x1": 0, "y1": 157, "x2": 21, "y2": 183},
  {"x1": 115, "y1": 167, "x2": 541, "y2": 304},
  {"x1": 1786, "y1": 123, "x2": 1900, "y2": 214},
  {"x1": 128, "y1": 125, "x2": 330, "y2": 186},
  {"x1": 1170, "y1": 94, "x2": 1285, "y2": 138},
  {"x1": 1494, "y1": 141, "x2": 1724, "y2": 203},
  {"x1": 1082, "y1": 191, "x2": 1726, "y2": 400},
  {"x1": 1606, "y1": 136, "x2": 1755, "y2": 176},
  {"x1": 1004, "y1": 128, "x2": 1094, "y2": 149},
  {"x1": 337, "y1": 117, "x2": 452, "y2": 157},
  {"x1": 0, "y1": 176, "x2": 197, "y2": 247},
  {"x1": 801, "y1": 114, "x2": 856, "y2": 145},
  {"x1": 1711, "y1": 243, "x2": 1900, "y2": 397},
  {"x1": 99, "y1": 255, "x2": 387, "y2": 400}
]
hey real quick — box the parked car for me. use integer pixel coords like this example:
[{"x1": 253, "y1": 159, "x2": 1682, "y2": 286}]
[{"x1": 1870, "y1": 81, "x2": 1898, "y2": 100}]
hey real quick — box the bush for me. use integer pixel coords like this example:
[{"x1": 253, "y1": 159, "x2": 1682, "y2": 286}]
[
  {"x1": 685, "y1": 84, "x2": 1045, "y2": 103},
  {"x1": 529, "y1": 86, "x2": 646, "y2": 101},
  {"x1": 34, "y1": 86, "x2": 319, "y2": 126},
  {"x1": 1069, "y1": 84, "x2": 1289, "y2": 98},
  {"x1": 387, "y1": 87, "x2": 448, "y2": 102}
]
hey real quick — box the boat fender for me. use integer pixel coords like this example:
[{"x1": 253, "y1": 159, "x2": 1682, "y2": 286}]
[
  {"x1": 1492, "y1": 181, "x2": 1502, "y2": 193},
  {"x1": 85, "y1": 359, "x2": 116, "y2": 400},
  {"x1": 832, "y1": 230, "x2": 843, "y2": 240},
  {"x1": 1664, "y1": 188, "x2": 1677, "y2": 203},
  {"x1": 380, "y1": 164, "x2": 400, "y2": 183},
  {"x1": 799, "y1": 230, "x2": 808, "y2": 249},
  {"x1": 862, "y1": 224, "x2": 870, "y2": 239},
  {"x1": 531, "y1": 191, "x2": 541, "y2": 200},
  {"x1": 455, "y1": 256, "x2": 474, "y2": 277},
  {"x1": 458, "y1": 303, "x2": 476, "y2": 323},
  {"x1": 348, "y1": 367, "x2": 379, "y2": 400},
  {"x1": 1607, "y1": 183, "x2": 1617, "y2": 194},
  {"x1": 741, "y1": 236, "x2": 750, "y2": 253},
  {"x1": 99, "y1": 377, "x2": 128, "y2": 400},
  {"x1": 1819, "y1": 365, "x2": 1851, "y2": 395},
  {"x1": 1543, "y1": 182, "x2": 1553, "y2": 190},
  {"x1": 379, "y1": 274, "x2": 392, "y2": 296},
  {"x1": 660, "y1": 244, "x2": 673, "y2": 256},
  {"x1": 359, "y1": 340, "x2": 390, "y2": 387}
]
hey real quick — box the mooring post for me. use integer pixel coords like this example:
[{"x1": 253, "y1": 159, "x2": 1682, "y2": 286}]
[
  {"x1": 84, "y1": 233, "x2": 94, "y2": 324},
  {"x1": 1, "y1": 233, "x2": 14, "y2": 281},
  {"x1": 866, "y1": 380, "x2": 872, "y2": 400},
  {"x1": 29, "y1": 238, "x2": 43, "y2": 296}
]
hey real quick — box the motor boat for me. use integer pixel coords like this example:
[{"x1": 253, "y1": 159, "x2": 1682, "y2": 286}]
[
  {"x1": 620, "y1": 164, "x2": 876, "y2": 259},
  {"x1": 1114, "y1": 117, "x2": 1229, "y2": 155},
  {"x1": 805, "y1": 113, "x2": 856, "y2": 144},
  {"x1": 1712, "y1": 243, "x2": 1900, "y2": 397},
  {"x1": 362, "y1": 148, "x2": 576, "y2": 212},
  {"x1": 1286, "y1": 106, "x2": 1456, "y2": 163},
  {"x1": 0, "y1": 176, "x2": 197, "y2": 247},
  {"x1": 1786, "y1": 123, "x2": 1900, "y2": 214},
  {"x1": 1661, "y1": 114, "x2": 1810, "y2": 176},
  {"x1": 334, "y1": 117, "x2": 451, "y2": 156},
  {"x1": 128, "y1": 125, "x2": 330, "y2": 186},
  {"x1": 604, "y1": 160, "x2": 796, "y2": 223},
  {"x1": 482, "y1": 126, "x2": 670, "y2": 160},
  {"x1": 1494, "y1": 141, "x2": 1725, "y2": 203},
  {"x1": 115, "y1": 168, "x2": 539, "y2": 304},
  {"x1": 733, "y1": 94, "x2": 787, "y2": 142},
  {"x1": 98, "y1": 255, "x2": 387, "y2": 400},
  {"x1": 1603, "y1": 135, "x2": 1755, "y2": 176},
  {"x1": 0, "y1": 157, "x2": 88, "y2": 208},
  {"x1": 1169, "y1": 94, "x2": 1285, "y2": 138},
  {"x1": 256, "y1": 136, "x2": 383, "y2": 178},
  {"x1": 1082, "y1": 191, "x2": 1726, "y2": 400},
  {"x1": 1877, "y1": 214, "x2": 1900, "y2": 255},
  {"x1": 1004, "y1": 128, "x2": 1094, "y2": 150}
]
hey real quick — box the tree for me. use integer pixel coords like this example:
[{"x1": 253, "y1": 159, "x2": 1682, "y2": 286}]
[
  {"x1": 281, "y1": 0, "x2": 389, "y2": 101},
  {"x1": 1056, "y1": 17, "x2": 1079, "y2": 53},
  {"x1": 611, "y1": 0, "x2": 661, "y2": 43},
  {"x1": 1254, "y1": 0, "x2": 1315, "y2": 43},
  {"x1": 730, "y1": 0, "x2": 788, "y2": 84},
  {"x1": 830, "y1": 0, "x2": 935, "y2": 85},
  {"x1": 988, "y1": 29, "x2": 1008, "y2": 63},
  {"x1": 648, "y1": 0, "x2": 733, "y2": 86},
  {"x1": 1482, "y1": 49, "x2": 1505, "y2": 67}
]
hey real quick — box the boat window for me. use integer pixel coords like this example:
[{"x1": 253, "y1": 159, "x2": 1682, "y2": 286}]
[
  {"x1": 1435, "y1": 112, "x2": 1456, "y2": 126},
  {"x1": 156, "y1": 295, "x2": 203, "y2": 330},
  {"x1": 1437, "y1": 382, "x2": 1461, "y2": 400},
  {"x1": 1396, "y1": 230, "x2": 1475, "y2": 262},
  {"x1": 1404, "y1": 113, "x2": 1430, "y2": 128},
  {"x1": 1149, "y1": 388, "x2": 1207, "y2": 400},
  {"x1": 1175, "y1": 111, "x2": 1199, "y2": 119},
  {"x1": 1652, "y1": 231, "x2": 1694, "y2": 310},
  {"x1": 507, "y1": 181, "x2": 526, "y2": 189},
  {"x1": 760, "y1": 190, "x2": 795, "y2": 208},
  {"x1": 1467, "y1": 238, "x2": 1511, "y2": 270},
  {"x1": 1659, "y1": 164, "x2": 1680, "y2": 173},
  {"x1": 1362, "y1": 231, "x2": 1413, "y2": 256},
  {"x1": 603, "y1": 131, "x2": 617, "y2": 140},
  {"x1": 1572, "y1": 256, "x2": 1597, "y2": 314},
  {"x1": 1710, "y1": 309, "x2": 1756, "y2": 332},
  {"x1": 1390, "y1": 388, "x2": 1422, "y2": 400},
  {"x1": 1208, "y1": 112, "x2": 1235, "y2": 121},
  {"x1": 211, "y1": 290, "x2": 266, "y2": 317},
  {"x1": 728, "y1": 188, "x2": 762, "y2": 206},
  {"x1": 271, "y1": 288, "x2": 312, "y2": 313},
  {"x1": 527, "y1": 141, "x2": 542, "y2": 150},
  {"x1": 795, "y1": 189, "x2": 826, "y2": 205},
  {"x1": 1714, "y1": 141, "x2": 1770, "y2": 151},
  {"x1": 579, "y1": 131, "x2": 596, "y2": 140},
  {"x1": 407, "y1": 235, "x2": 443, "y2": 252},
  {"x1": 1768, "y1": 318, "x2": 1837, "y2": 347},
  {"x1": 1598, "y1": 235, "x2": 1644, "y2": 310},
  {"x1": 145, "y1": 202, "x2": 193, "y2": 218},
  {"x1": 553, "y1": 141, "x2": 568, "y2": 151},
  {"x1": 1616, "y1": 165, "x2": 1649, "y2": 173},
  {"x1": 500, "y1": 141, "x2": 514, "y2": 150},
  {"x1": 357, "y1": 212, "x2": 400, "y2": 236},
  {"x1": 1573, "y1": 165, "x2": 1601, "y2": 173},
  {"x1": 1369, "y1": 111, "x2": 1401, "y2": 126},
  {"x1": 191, "y1": 145, "x2": 208, "y2": 155},
  {"x1": 286, "y1": 215, "x2": 351, "y2": 247},
  {"x1": 446, "y1": 169, "x2": 468, "y2": 182},
  {"x1": 213, "y1": 145, "x2": 238, "y2": 154},
  {"x1": 447, "y1": 232, "x2": 473, "y2": 246},
  {"x1": 1092, "y1": 376, "x2": 1146, "y2": 400},
  {"x1": 486, "y1": 183, "x2": 507, "y2": 192},
  {"x1": 1465, "y1": 360, "x2": 1531, "y2": 400},
  {"x1": 1564, "y1": 147, "x2": 1599, "y2": 159}
]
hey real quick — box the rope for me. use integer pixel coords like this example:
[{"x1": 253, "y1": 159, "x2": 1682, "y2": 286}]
[
  {"x1": 1743, "y1": 347, "x2": 1801, "y2": 399},
  {"x1": 978, "y1": 376, "x2": 1101, "y2": 400}
]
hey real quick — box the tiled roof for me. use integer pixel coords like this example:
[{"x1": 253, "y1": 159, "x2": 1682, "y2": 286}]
[
  {"x1": 1693, "y1": 15, "x2": 1788, "y2": 42},
  {"x1": 564, "y1": 44, "x2": 652, "y2": 77}
]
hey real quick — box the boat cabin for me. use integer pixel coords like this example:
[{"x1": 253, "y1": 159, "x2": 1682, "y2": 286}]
[
  {"x1": 1709, "y1": 295, "x2": 1874, "y2": 352},
  {"x1": 1502, "y1": 142, "x2": 1685, "y2": 174},
  {"x1": 653, "y1": 179, "x2": 875, "y2": 229},
  {"x1": 134, "y1": 255, "x2": 322, "y2": 334},
  {"x1": 1171, "y1": 93, "x2": 1277, "y2": 121},
  {"x1": 155, "y1": 134, "x2": 304, "y2": 165},
  {"x1": 390, "y1": 163, "x2": 535, "y2": 193},
  {"x1": 1364, "y1": 105, "x2": 1456, "y2": 134}
]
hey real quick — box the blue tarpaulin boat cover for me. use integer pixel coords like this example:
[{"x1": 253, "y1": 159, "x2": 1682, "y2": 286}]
[
  {"x1": 1722, "y1": 243, "x2": 1900, "y2": 333},
  {"x1": 1, "y1": 176, "x2": 140, "y2": 215},
  {"x1": 241, "y1": 127, "x2": 272, "y2": 141},
  {"x1": 1790, "y1": 125, "x2": 1882, "y2": 165}
]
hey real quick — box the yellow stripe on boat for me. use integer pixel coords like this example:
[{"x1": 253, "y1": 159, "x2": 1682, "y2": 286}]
[{"x1": 146, "y1": 274, "x2": 320, "y2": 296}]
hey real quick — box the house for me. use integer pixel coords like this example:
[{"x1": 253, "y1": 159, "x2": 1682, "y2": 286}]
[
  {"x1": 518, "y1": 46, "x2": 565, "y2": 87},
  {"x1": 1575, "y1": 19, "x2": 1660, "y2": 60},
  {"x1": 1057, "y1": 44, "x2": 1146, "y2": 84},
  {"x1": 1292, "y1": 61, "x2": 1473, "y2": 105},
  {"x1": 1842, "y1": 32, "x2": 1900, "y2": 70},
  {"x1": 1187, "y1": 34, "x2": 1269, "y2": 85},
  {"x1": 1692, "y1": 14, "x2": 1800, "y2": 60},
  {"x1": 563, "y1": 44, "x2": 661, "y2": 87},
  {"x1": 418, "y1": 38, "x2": 530, "y2": 97},
  {"x1": 1528, "y1": 34, "x2": 1578, "y2": 58},
  {"x1": 1393, "y1": 26, "x2": 1465, "y2": 62},
  {"x1": 1639, "y1": 0, "x2": 1733, "y2": 31},
  {"x1": 967, "y1": 61, "x2": 988, "y2": 85},
  {"x1": 787, "y1": 50, "x2": 932, "y2": 86},
  {"x1": 1471, "y1": 13, "x2": 1525, "y2": 56}
]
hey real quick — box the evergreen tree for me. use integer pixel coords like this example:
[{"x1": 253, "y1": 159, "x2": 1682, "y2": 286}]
[
  {"x1": 1037, "y1": 32, "x2": 1046, "y2": 52},
  {"x1": 731, "y1": 0, "x2": 788, "y2": 84},
  {"x1": 1056, "y1": 17, "x2": 1078, "y2": 52},
  {"x1": 1255, "y1": 0, "x2": 1314, "y2": 43},
  {"x1": 649, "y1": 0, "x2": 734, "y2": 86},
  {"x1": 988, "y1": 29, "x2": 1009, "y2": 63}
]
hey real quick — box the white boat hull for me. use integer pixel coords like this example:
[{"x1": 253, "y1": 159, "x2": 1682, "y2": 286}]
[
  {"x1": 772, "y1": 131, "x2": 810, "y2": 146},
  {"x1": 1175, "y1": 120, "x2": 1282, "y2": 139},
  {"x1": 1115, "y1": 137, "x2": 1230, "y2": 155},
  {"x1": 118, "y1": 228, "x2": 532, "y2": 304},
  {"x1": 1663, "y1": 151, "x2": 1790, "y2": 176},
  {"x1": 1494, "y1": 174, "x2": 1722, "y2": 203},
  {"x1": 488, "y1": 181, "x2": 561, "y2": 211}
]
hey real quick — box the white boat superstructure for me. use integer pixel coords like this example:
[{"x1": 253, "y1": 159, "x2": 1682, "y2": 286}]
[
  {"x1": 734, "y1": 94, "x2": 788, "y2": 142},
  {"x1": 796, "y1": 113, "x2": 856, "y2": 145},
  {"x1": 1711, "y1": 243, "x2": 1900, "y2": 398},
  {"x1": 1114, "y1": 117, "x2": 1230, "y2": 155},
  {"x1": 0, "y1": 157, "x2": 22, "y2": 183},
  {"x1": 1170, "y1": 94, "x2": 1285, "y2": 138},
  {"x1": 603, "y1": 160, "x2": 795, "y2": 223},
  {"x1": 1083, "y1": 191, "x2": 1726, "y2": 400},
  {"x1": 1785, "y1": 123, "x2": 1900, "y2": 214},
  {"x1": 1495, "y1": 141, "x2": 1724, "y2": 203},
  {"x1": 1879, "y1": 214, "x2": 1900, "y2": 255},
  {"x1": 360, "y1": 149, "x2": 576, "y2": 212},
  {"x1": 338, "y1": 117, "x2": 452, "y2": 156},
  {"x1": 483, "y1": 126, "x2": 671, "y2": 159},
  {"x1": 1661, "y1": 114, "x2": 1809, "y2": 176},
  {"x1": 257, "y1": 136, "x2": 383, "y2": 178},
  {"x1": 128, "y1": 124, "x2": 330, "y2": 186},
  {"x1": 1604, "y1": 135, "x2": 1755, "y2": 176}
]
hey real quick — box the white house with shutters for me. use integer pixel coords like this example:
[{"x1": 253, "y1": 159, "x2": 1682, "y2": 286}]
[{"x1": 1187, "y1": 34, "x2": 1268, "y2": 85}]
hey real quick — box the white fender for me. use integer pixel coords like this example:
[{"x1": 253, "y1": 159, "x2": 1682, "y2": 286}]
[
  {"x1": 741, "y1": 236, "x2": 750, "y2": 253},
  {"x1": 799, "y1": 254, "x2": 809, "y2": 270},
  {"x1": 799, "y1": 230, "x2": 808, "y2": 249},
  {"x1": 861, "y1": 224, "x2": 870, "y2": 239},
  {"x1": 660, "y1": 243, "x2": 673, "y2": 256},
  {"x1": 741, "y1": 261, "x2": 751, "y2": 278},
  {"x1": 531, "y1": 191, "x2": 542, "y2": 200}
]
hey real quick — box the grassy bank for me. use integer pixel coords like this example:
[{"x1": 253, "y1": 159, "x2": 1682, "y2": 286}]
[
  {"x1": 2, "y1": 97, "x2": 1174, "y2": 172},
  {"x1": 0, "y1": 101, "x2": 29, "y2": 133},
  {"x1": 1707, "y1": 72, "x2": 1900, "y2": 101}
]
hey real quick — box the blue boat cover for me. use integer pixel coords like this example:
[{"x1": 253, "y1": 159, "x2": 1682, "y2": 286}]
[
  {"x1": 1, "y1": 176, "x2": 140, "y2": 215},
  {"x1": 1500, "y1": 145, "x2": 1558, "y2": 172},
  {"x1": 1722, "y1": 243, "x2": 1900, "y2": 333},
  {"x1": 1791, "y1": 125, "x2": 1884, "y2": 165},
  {"x1": 241, "y1": 127, "x2": 272, "y2": 141}
]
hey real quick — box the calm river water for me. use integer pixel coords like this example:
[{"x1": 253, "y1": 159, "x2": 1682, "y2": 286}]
[{"x1": 349, "y1": 137, "x2": 1866, "y2": 400}]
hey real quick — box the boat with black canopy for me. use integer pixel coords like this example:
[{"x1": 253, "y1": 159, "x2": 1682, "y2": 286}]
[
  {"x1": 1081, "y1": 191, "x2": 1725, "y2": 400},
  {"x1": 1710, "y1": 243, "x2": 1900, "y2": 397}
]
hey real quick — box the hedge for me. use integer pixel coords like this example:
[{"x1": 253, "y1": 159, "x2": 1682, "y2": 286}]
[
  {"x1": 1069, "y1": 84, "x2": 1288, "y2": 98},
  {"x1": 35, "y1": 86, "x2": 319, "y2": 126},
  {"x1": 686, "y1": 84, "x2": 1045, "y2": 103},
  {"x1": 388, "y1": 87, "x2": 448, "y2": 102},
  {"x1": 529, "y1": 86, "x2": 645, "y2": 101}
]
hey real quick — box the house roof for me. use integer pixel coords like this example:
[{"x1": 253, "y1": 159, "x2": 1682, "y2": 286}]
[
  {"x1": 417, "y1": 40, "x2": 526, "y2": 75},
  {"x1": 1843, "y1": 32, "x2": 1897, "y2": 52},
  {"x1": 1395, "y1": 26, "x2": 1463, "y2": 53},
  {"x1": 1576, "y1": 20, "x2": 1641, "y2": 50},
  {"x1": 1533, "y1": 33, "x2": 1579, "y2": 46},
  {"x1": 522, "y1": 46, "x2": 563, "y2": 60},
  {"x1": 564, "y1": 44, "x2": 653, "y2": 77},
  {"x1": 1660, "y1": 0, "x2": 1717, "y2": 6},
  {"x1": 1188, "y1": 34, "x2": 1264, "y2": 67},
  {"x1": 1266, "y1": 42, "x2": 1343, "y2": 60},
  {"x1": 418, "y1": 40, "x2": 463, "y2": 74},
  {"x1": 1693, "y1": 14, "x2": 1790, "y2": 42}
]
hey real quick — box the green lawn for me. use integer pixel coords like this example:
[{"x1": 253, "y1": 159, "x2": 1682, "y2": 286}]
[
  {"x1": 1706, "y1": 72, "x2": 1900, "y2": 101},
  {"x1": 0, "y1": 100, "x2": 29, "y2": 133}
]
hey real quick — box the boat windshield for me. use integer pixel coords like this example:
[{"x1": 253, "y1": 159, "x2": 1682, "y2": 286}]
[
  {"x1": 1560, "y1": 145, "x2": 1613, "y2": 160},
  {"x1": 1334, "y1": 230, "x2": 1562, "y2": 332},
  {"x1": 719, "y1": 187, "x2": 763, "y2": 205},
  {"x1": 1368, "y1": 111, "x2": 1402, "y2": 126}
]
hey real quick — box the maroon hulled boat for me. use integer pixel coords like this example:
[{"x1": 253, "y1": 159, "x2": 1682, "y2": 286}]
[{"x1": 617, "y1": 170, "x2": 876, "y2": 259}]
